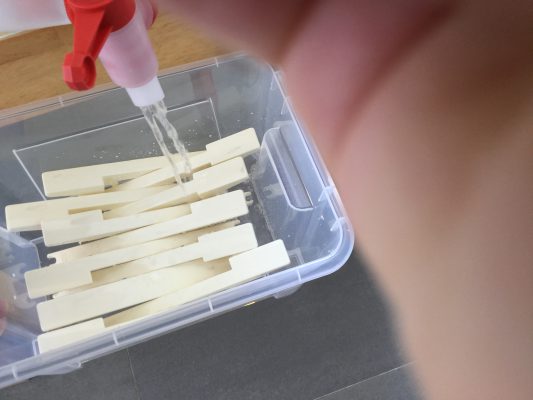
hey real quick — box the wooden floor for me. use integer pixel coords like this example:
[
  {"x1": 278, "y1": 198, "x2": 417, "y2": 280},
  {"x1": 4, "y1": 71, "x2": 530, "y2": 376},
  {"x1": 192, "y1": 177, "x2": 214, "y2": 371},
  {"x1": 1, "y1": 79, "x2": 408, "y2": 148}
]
[{"x1": 0, "y1": 14, "x2": 227, "y2": 111}]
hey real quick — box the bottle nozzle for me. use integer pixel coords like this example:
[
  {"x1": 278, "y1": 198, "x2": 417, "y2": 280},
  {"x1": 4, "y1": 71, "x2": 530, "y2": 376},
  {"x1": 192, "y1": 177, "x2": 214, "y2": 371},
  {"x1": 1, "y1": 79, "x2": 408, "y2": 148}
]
[{"x1": 63, "y1": 0, "x2": 135, "y2": 91}]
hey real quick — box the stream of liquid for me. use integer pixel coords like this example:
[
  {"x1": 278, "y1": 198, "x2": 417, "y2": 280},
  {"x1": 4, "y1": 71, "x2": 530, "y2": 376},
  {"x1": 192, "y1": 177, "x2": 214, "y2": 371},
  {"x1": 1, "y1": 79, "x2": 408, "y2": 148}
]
[{"x1": 141, "y1": 100, "x2": 191, "y2": 186}]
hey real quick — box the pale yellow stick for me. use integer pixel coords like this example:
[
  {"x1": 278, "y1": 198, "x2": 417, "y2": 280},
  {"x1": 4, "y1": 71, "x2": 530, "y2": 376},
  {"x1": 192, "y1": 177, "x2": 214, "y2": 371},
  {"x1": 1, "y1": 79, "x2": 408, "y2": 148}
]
[
  {"x1": 25, "y1": 191, "x2": 249, "y2": 297},
  {"x1": 105, "y1": 157, "x2": 248, "y2": 218},
  {"x1": 53, "y1": 220, "x2": 239, "y2": 297},
  {"x1": 42, "y1": 152, "x2": 203, "y2": 197},
  {"x1": 104, "y1": 151, "x2": 206, "y2": 192},
  {"x1": 26, "y1": 220, "x2": 238, "y2": 299},
  {"x1": 108, "y1": 240, "x2": 289, "y2": 325},
  {"x1": 92, "y1": 222, "x2": 256, "y2": 283},
  {"x1": 37, "y1": 241, "x2": 289, "y2": 352},
  {"x1": 38, "y1": 319, "x2": 108, "y2": 354},
  {"x1": 36, "y1": 224, "x2": 258, "y2": 331},
  {"x1": 47, "y1": 190, "x2": 249, "y2": 263},
  {"x1": 41, "y1": 205, "x2": 191, "y2": 246},
  {"x1": 38, "y1": 259, "x2": 230, "y2": 353},
  {"x1": 50, "y1": 210, "x2": 105, "y2": 225},
  {"x1": 5, "y1": 186, "x2": 171, "y2": 232},
  {"x1": 116, "y1": 128, "x2": 260, "y2": 191},
  {"x1": 37, "y1": 259, "x2": 230, "y2": 353}
]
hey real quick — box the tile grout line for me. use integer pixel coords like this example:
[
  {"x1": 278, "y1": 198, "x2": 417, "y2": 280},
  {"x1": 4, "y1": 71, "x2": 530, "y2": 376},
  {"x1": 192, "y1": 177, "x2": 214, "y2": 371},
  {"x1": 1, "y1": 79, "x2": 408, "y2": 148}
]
[
  {"x1": 126, "y1": 348, "x2": 143, "y2": 400},
  {"x1": 312, "y1": 362, "x2": 414, "y2": 400}
]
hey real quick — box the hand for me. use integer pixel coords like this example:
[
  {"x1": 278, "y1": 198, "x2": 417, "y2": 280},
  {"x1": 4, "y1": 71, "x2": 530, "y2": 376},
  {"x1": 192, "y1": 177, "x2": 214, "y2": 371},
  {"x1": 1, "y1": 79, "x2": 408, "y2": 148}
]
[{"x1": 164, "y1": 1, "x2": 533, "y2": 399}]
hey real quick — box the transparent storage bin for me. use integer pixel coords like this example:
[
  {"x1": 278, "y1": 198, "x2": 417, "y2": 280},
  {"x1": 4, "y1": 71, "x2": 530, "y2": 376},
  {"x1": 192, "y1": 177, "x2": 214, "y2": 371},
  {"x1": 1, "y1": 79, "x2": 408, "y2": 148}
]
[{"x1": 0, "y1": 55, "x2": 354, "y2": 388}]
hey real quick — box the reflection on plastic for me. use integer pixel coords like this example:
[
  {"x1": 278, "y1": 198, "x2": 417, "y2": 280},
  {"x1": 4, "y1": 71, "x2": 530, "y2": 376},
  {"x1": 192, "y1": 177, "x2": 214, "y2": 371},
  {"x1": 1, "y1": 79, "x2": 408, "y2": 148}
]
[{"x1": 0, "y1": 300, "x2": 7, "y2": 336}]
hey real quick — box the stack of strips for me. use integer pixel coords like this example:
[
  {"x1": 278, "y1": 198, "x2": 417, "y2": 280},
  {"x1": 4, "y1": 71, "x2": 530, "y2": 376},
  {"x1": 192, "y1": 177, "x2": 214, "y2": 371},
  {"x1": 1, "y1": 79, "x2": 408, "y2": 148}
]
[{"x1": 4, "y1": 129, "x2": 291, "y2": 353}]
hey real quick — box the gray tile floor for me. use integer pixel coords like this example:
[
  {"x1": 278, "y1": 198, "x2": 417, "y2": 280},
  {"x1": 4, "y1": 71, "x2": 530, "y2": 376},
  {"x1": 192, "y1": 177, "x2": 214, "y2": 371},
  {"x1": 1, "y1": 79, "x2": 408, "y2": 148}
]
[
  {"x1": 317, "y1": 364, "x2": 421, "y2": 400},
  {"x1": 1, "y1": 252, "x2": 422, "y2": 400}
]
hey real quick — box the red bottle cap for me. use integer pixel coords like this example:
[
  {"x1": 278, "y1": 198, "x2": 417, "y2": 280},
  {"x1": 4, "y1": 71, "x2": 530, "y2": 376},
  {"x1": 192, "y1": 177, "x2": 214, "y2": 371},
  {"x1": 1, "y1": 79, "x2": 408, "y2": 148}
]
[{"x1": 62, "y1": 0, "x2": 136, "y2": 90}]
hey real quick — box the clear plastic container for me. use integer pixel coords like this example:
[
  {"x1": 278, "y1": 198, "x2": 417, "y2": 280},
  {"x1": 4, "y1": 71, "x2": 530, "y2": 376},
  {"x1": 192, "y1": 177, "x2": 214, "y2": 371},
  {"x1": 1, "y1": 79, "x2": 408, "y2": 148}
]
[{"x1": 0, "y1": 54, "x2": 354, "y2": 388}]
